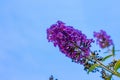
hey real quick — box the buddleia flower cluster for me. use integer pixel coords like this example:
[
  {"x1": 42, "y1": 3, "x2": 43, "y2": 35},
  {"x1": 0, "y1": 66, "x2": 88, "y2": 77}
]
[
  {"x1": 94, "y1": 30, "x2": 113, "y2": 48},
  {"x1": 47, "y1": 21, "x2": 94, "y2": 64},
  {"x1": 47, "y1": 21, "x2": 120, "y2": 80}
]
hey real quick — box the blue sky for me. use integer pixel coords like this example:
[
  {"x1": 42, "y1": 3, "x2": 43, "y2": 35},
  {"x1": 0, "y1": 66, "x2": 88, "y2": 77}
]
[{"x1": 0, "y1": 0, "x2": 120, "y2": 80}]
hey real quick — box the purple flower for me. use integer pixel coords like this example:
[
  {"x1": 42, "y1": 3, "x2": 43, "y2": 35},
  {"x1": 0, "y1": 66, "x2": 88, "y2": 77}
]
[
  {"x1": 47, "y1": 21, "x2": 94, "y2": 63},
  {"x1": 94, "y1": 30, "x2": 113, "y2": 48}
]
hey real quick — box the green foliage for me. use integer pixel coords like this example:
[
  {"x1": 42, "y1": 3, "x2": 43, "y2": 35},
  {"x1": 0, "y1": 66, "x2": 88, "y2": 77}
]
[
  {"x1": 114, "y1": 60, "x2": 120, "y2": 72},
  {"x1": 102, "y1": 46, "x2": 115, "y2": 62},
  {"x1": 106, "y1": 75, "x2": 112, "y2": 80},
  {"x1": 102, "y1": 54, "x2": 113, "y2": 62},
  {"x1": 112, "y1": 46, "x2": 115, "y2": 56},
  {"x1": 88, "y1": 64, "x2": 99, "y2": 74}
]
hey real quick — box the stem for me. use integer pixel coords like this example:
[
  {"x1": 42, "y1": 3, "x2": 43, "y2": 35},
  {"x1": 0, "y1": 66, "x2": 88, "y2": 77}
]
[{"x1": 93, "y1": 57, "x2": 120, "y2": 78}]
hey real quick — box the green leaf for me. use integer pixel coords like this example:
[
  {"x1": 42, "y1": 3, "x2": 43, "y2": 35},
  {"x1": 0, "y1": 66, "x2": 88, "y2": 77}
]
[
  {"x1": 88, "y1": 64, "x2": 99, "y2": 74},
  {"x1": 102, "y1": 54, "x2": 113, "y2": 62},
  {"x1": 112, "y1": 46, "x2": 115, "y2": 56},
  {"x1": 106, "y1": 75, "x2": 112, "y2": 80},
  {"x1": 114, "y1": 60, "x2": 120, "y2": 72}
]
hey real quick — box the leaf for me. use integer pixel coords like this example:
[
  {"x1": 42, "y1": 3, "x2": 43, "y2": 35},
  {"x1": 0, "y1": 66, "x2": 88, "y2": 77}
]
[
  {"x1": 102, "y1": 54, "x2": 113, "y2": 62},
  {"x1": 112, "y1": 46, "x2": 115, "y2": 56},
  {"x1": 88, "y1": 64, "x2": 99, "y2": 74},
  {"x1": 106, "y1": 75, "x2": 112, "y2": 80},
  {"x1": 114, "y1": 60, "x2": 120, "y2": 72}
]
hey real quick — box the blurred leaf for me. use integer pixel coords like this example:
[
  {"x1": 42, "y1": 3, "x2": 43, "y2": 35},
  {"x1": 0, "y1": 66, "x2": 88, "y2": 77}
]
[
  {"x1": 102, "y1": 54, "x2": 113, "y2": 62},
  {"x1": 88, "y1": 64, "x2": 99, "y2": 74},
  {"x1": 106, "y1": 75, "x2": 112, "y2": 80},
  {"x1": 114, "y1": 60, "x2": 120, "y2": 72},
  {"x1": 112, "y1": 46, "x2": 115, "y2": 56}
]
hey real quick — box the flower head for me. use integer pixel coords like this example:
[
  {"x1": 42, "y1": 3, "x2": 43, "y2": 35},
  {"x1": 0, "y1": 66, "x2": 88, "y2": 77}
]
[
  {"x1": 47, "y1": 21, "x2": 94, "y2": 63},
  {"x1": 94, "y1": 30, "x2": 113, "y2": 48}
]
